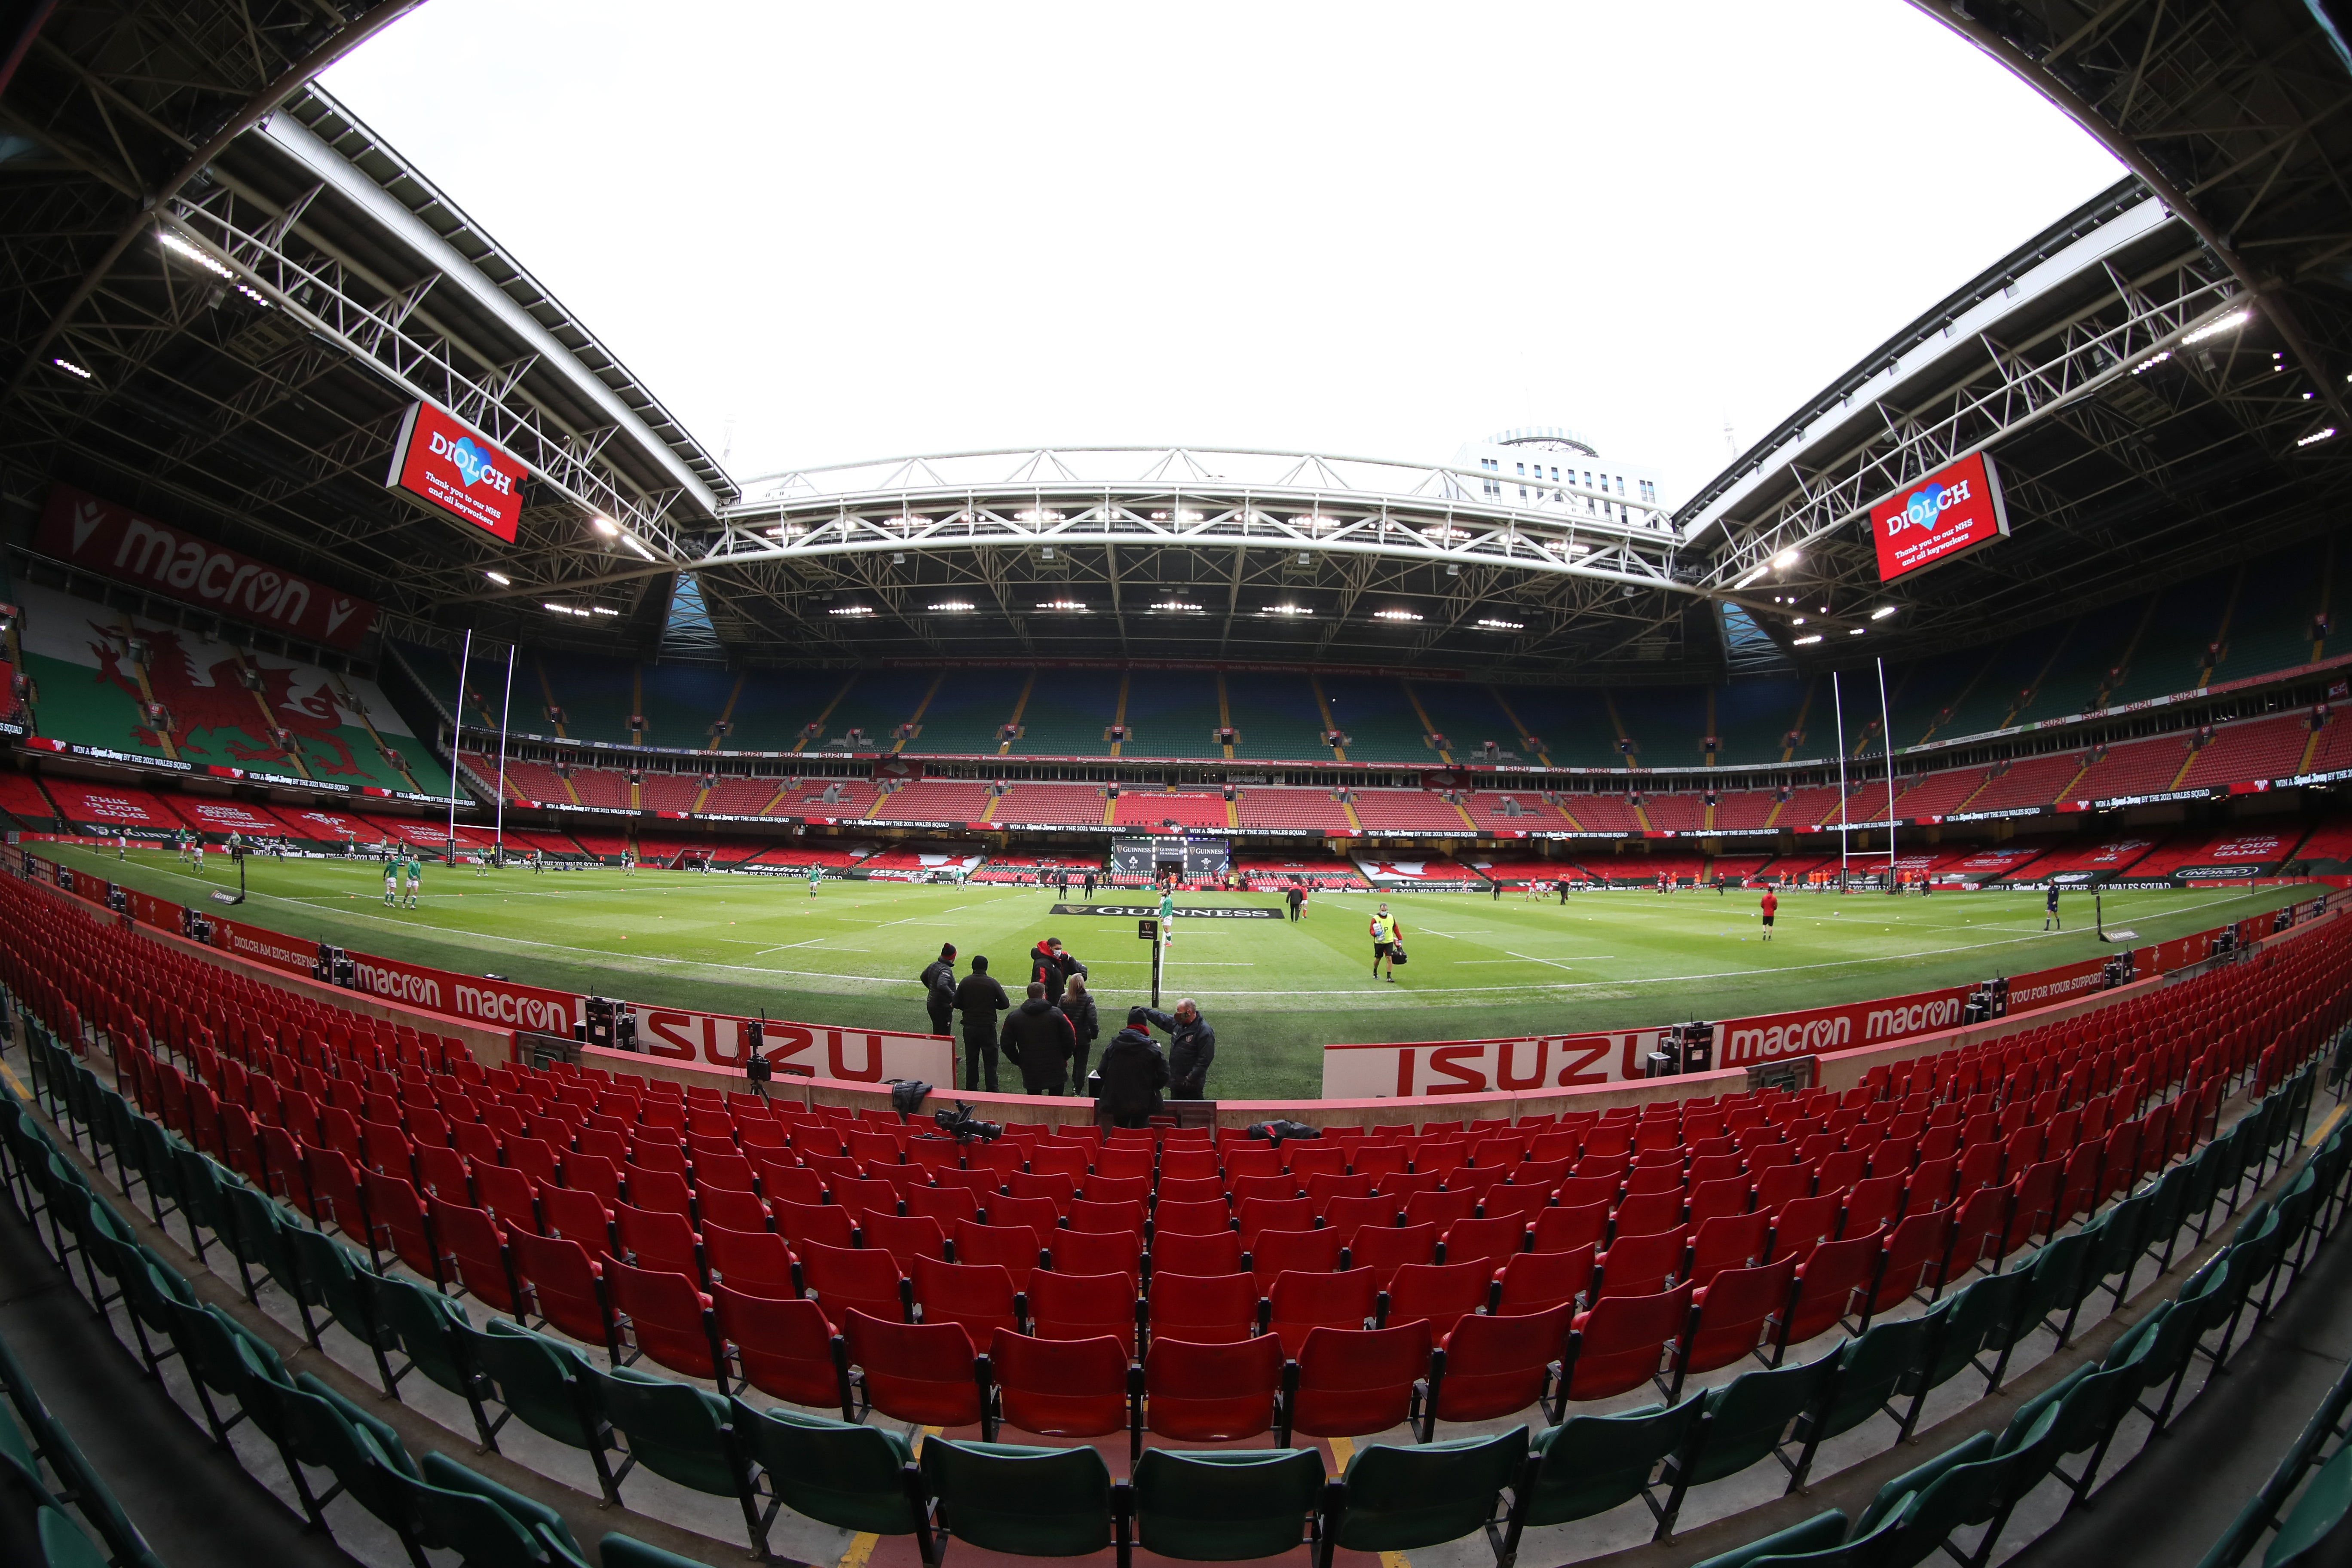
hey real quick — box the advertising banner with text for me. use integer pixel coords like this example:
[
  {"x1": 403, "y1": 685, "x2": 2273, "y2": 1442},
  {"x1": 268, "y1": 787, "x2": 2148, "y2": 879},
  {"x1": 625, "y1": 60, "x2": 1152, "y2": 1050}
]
[
  {"x1": 1320, "y1": 919, "x2": 2269, "y2": 1098},
  {"x1": 36, "y1": 482, "x2": 380, "y2": 649},
  {"x1": 31, "y1": 852, "x2": 950, "y2": 1083}
]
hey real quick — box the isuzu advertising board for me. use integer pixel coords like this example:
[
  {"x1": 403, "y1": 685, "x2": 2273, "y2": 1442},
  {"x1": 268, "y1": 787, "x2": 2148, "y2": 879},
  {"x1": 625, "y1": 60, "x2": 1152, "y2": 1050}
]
[
  {"x1": 1870, "y1": 452, "x2": 2011, "y2": 582},
  {"x1": 385, "y1": 402, "x2": 525, "y2": 542}
]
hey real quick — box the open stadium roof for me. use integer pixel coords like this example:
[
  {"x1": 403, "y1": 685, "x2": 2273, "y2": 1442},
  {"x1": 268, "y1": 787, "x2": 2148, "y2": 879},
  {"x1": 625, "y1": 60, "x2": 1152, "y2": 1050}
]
[{"x1": 5, "y1": 0, "x2": 2352, "y2": 687}]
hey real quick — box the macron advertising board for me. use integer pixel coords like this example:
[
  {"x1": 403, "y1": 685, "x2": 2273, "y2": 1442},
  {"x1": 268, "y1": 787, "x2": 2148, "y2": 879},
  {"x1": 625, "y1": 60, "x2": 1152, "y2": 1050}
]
[
  {"x1": 1870, "y1": 451, "x2": 2011, "y2": 583},
  {"x1": 385, "y1": 402, "x2": 525, "y2": 542},
  {"x1": 36, "y1": 483, "x2": 380, "y2": 650}
]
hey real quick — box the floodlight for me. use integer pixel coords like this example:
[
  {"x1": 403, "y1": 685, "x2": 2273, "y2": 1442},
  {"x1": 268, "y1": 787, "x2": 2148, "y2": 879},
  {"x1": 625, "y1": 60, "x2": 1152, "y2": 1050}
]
[
  {"x1": 1871, "y1": 605, "x2": 1896, "y2": 620},
  {"x1": 485, "y1": 570, "x2": 512, "y2": 586},
  {"x1": 2181, "y1": 308, "x2": 2251, "y2": 345}
]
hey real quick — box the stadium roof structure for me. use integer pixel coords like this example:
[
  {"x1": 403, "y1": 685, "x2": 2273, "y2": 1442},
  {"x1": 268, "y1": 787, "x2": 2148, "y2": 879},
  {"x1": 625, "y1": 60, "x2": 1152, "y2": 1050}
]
[
  {"x1": 1686, "y1": 0, "x2": 2352, "y2": 665},
  {"x1": 0, "y1": 0, "x2": 730, "y2": 652},
  {"x1": 5, "y1": 0, "x2": 2352, "y2": 687}
]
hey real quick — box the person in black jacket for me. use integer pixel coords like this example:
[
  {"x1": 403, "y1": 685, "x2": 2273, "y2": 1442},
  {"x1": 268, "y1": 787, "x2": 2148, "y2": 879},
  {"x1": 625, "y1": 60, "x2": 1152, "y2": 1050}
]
[
  {"x1": 1030, "y1": 937, "x2": 1070, "y2": 1004},
  {"x1": 1096, "y1": 1008, "x2": 1170, "y2": 1127},
  {"x1": 1059, "y1": 975, "x2": 1099, "y2": 1094},
  {"x1": 1143, "y1": 998, "x2": 1216, "y2": 1099},
  {"x1": 1001, "y1": 981, "x2": 1078, "y2": 1095},
  {"x1": 918, "y1": 943, "x2": 957, "y2": 1036},
  {"x1": 952, "y1": 956, "x2": 1012, "y2": 1091}
]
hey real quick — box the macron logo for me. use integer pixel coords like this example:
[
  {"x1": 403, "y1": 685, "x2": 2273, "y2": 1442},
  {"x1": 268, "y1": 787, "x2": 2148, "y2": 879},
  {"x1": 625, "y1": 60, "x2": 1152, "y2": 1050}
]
[{"x1": 70, "y1": 500, "x2": 106, "y2": 551}]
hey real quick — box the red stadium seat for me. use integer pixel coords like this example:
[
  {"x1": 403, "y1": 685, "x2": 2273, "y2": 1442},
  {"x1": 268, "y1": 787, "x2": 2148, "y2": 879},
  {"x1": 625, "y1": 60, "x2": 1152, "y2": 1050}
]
[
  {"x1": 1530, "y1": 1200, "x2": 1609, "y2": 1256},
  {"x1": 1382, "y1": 1260, "x2": 1490, "y2": 1340},
  {"x1": 1318, "y1": 1195, "x2": 1401, "y2": 1247},
  {"x1": 1008, "y1": 1170, "x2": 1078, "y2": 1207},
  {"x1": 614, "y1": 1202, "x2": 703, "y2": 1281},
  {"x1": 986, "y1": 1193, "x2": 1064, "y2": 1234},
  {"x1": 1562, "y1": 1283, "x2": 1692, "y2": 1402},
  {"x1": 1285, "y1": 1321, "x2": 1433, "y2": 1442},
  {"x1": 1777, "y1": 1232, "x2": 1880, "y2": 1356},
  {"x1": 1492, "y1": 1245, "x2": 1596, "y2": 1316},
  {"x1": 1068, "y1": 1197, "x2": 1147, "y2": 1235},
  {"x1": 1440, "y1": 1213, "x2": 1528, "y2": 1268},
  {"x1": 606, "y1": 1259, "x2": 720, "y2": 1378},
  {"x1": 858, "y1": 1212, "x2": 949, "y2": 1272},
  {"x1": 905, "y1": 1183, "x2": 980, "y2": 1228},
  {"x1": 770, "y1": 1197, "x2": 857, "y2": 1253},
  {"x1": 1404, "y1": 1189, "x2": 1478, "y2": 1231},
  {"x1": 715, "y1": 1286, "x2": 849, "y2": 1414},
  {"x1": 508, "y1": 1230, "x2": 615, "y2": 1354},
  {"x1": 954, "y1": 1219, "x2": 1046, "y2": 1273},
  {"x1": 796, "y1": 1240, "x2": 910, "y2": 1326},
  {"x1": 1235, "y1": 1196, "x2": 1315, "y2": 1247},
  {"x1": 1430, "y1": 1302, "x2": 1569, "y2": 1426},
  {"x1": 1839, "y1": 1175, "x2": 1905, "y2": 1239},
  {"x1": 1051, "y1": 1226, "x2": 1145, "y2": 1287},
  {"x1": 1148, "y1": 1270, "x2": 1259, "y2": 1346},
  {"x1": 987, "y1": 1329, "x2": 1138, "y2": 1451},
  {"x1": 912, "y1": 1256, "x2": 1021, "y2": 1338},
  {"x1": 363, "y1": 1170, "x2": 442, "y2": 1286},
  {"x1": 843, "y1": 1311, "x2": 986, "y2": 1428},
  {"x1": 1155, "y1": 1198, "x2": 1237, "y2": 1237},
  {"x1": 1687, "y1": 1212, "x2": 1772, "y2": 1288},
  {"x1": 429, "y1": 1196, "x2": 524, "y2": 1317},
  {"x1": 1596, "y1": 1228, "x2": 1687, "y2": 1299},
  {"x1": 1265, "y1": 1268, "x2": 1379, "y2": 1357},
  {"x1": 1862, "y1": 1210, "x2": 1954, "y2": 1326},
  {"x1": 1230, "y1": 1174, "x2": 1305, "y2": 1206},
  {"x1": 1081, "y1": 1174, "x2": 1152, "y2": 1206},
  {"x1": 1026, "y1": 1268, "x2": 1140, "y2": 1355},
  {"x1": 1144, "y1": 1335, "x2": 1283, "y2": 1444},
  {"x1": 1754, "y1": 1161, "x2": 1814, "y2": 1211},
  {"x1": 1764, "y1": 1193, "x2": 1842, "y2": 1265},
  {"x1": 1678, "y1": 1258, "x2": 1795, "y2": 1387},
  {"x1": 1612, "y1": 1188, "x2": 1685, "y2": 1237},
  {"x1": 1940, "y1": 1184, "x2": 2015, "y2": 1286},
  {"x1": 1246, "y1": 1228, "x2": 1346, "y2": 1293},
  {"x1": 703, "y1": 1222, "x2": 794, "y2": 1299},
  {"x1": 1155, "y1": 1176, "x2": 1228, "y2": 1207}
]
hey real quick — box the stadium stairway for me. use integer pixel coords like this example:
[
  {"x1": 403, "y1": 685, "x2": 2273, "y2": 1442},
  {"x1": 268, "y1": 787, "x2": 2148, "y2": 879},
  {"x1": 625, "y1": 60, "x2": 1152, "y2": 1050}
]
[{"x1": 0, "y1": 1179, "x2": 356, "y2": 1568}]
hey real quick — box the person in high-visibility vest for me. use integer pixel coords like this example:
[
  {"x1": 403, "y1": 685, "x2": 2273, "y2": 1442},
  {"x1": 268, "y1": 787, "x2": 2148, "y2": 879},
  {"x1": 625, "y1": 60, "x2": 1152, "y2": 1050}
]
[{"x1": 1369, "y1": 904, "x2": 1401, "y2": 981}]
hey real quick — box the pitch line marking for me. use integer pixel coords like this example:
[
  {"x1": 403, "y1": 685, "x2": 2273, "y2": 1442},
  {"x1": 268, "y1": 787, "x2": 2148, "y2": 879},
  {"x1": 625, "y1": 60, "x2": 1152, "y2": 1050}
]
[{"x1": 45, "y1": 850, "x2": 2281, "y2": 999}]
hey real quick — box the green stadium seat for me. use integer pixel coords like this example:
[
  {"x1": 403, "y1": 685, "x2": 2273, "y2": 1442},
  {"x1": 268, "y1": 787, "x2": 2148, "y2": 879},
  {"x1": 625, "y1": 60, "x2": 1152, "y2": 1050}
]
[
  {"x1": 1127, "y1": 1446, "x2": 1321, "y2": 1562},
  {"x1": 1685, "y1": 1348, "x2": 1840, "y2": 1510},
  {"x1": 730, "y1": 1399, "x2": 921, "y2": 1556},
  {"x1": 1513, "y1": 1395, "x2": 1706, "y2": 1537},
  {"x1": 1686, "y1": 1508, "x2": 1850, "y2": 1568},
  {"x1": 285, "y1": 1225, "x2": 399, "y2": 1382},
  {"x1": 1784, "y1": 1314, "x2": 1937, "y2": 1492},
  {"x1": 916, "y1": 1436, "x2": 1116, "y2": 1559},
  {"x1": 2263, "y1": 1420, "x2": 2352, "y2": 1565},
  {"x1": 578, "y1": 1363, "x2": 740, "y2": 1516},
  {"x1": 1323, "y1": 1428, "x2": 1528, "y2": 1564},
  {"x1": 366, "y1": 1274, "x2": 502, "y2": 1449},
  {"x1": 35, "y1": 1508, "x2": 107, "y2": 1568}
]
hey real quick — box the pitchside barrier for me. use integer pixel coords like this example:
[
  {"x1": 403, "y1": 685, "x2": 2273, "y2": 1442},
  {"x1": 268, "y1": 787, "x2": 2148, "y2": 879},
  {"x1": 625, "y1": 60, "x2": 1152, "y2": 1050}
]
[
  {"x1": 1317, "y1": 905, "x2": 2318, "y2": 1101},
  {"x1": 11, "y1": 850, "x2": 956, "y2": 1091},
  {"x1": 10, "y1": 845, "x2": 2334, "y2": 1130}
]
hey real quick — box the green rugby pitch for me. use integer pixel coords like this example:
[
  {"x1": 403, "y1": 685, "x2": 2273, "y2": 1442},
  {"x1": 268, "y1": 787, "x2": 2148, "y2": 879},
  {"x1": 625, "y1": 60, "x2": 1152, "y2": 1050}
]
[{"x1": 46, "y1": 842, "x2": 2309, "y2": 1101}]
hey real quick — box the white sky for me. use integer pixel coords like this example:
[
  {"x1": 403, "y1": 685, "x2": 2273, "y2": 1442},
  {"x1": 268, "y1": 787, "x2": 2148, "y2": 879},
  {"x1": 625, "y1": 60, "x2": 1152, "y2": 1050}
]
[{"x1": 322, "y1": 1, "x2": 2123, "y2": 506}]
